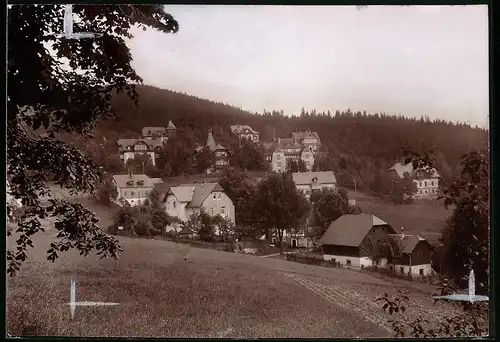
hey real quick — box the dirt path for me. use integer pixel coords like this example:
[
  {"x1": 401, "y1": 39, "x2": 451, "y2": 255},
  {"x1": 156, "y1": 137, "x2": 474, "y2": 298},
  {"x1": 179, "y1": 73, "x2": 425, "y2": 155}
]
[{"x1": 280, "y1": 271, "x2": 466, "y2": 336}]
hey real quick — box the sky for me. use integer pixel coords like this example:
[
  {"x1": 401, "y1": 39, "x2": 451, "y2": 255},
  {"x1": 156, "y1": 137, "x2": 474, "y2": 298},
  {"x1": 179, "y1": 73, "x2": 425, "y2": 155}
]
[{"x1": 128, "y1": 5, "x2": 489, "y2": 128}]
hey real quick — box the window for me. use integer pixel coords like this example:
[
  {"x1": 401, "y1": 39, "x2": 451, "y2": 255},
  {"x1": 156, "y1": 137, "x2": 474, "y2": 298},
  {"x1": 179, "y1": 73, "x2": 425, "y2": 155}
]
[
  {"x1": 431, "y1": 181, "x2": 434, "y2": 186},
  {"x1": 145, "y1": 190, "x2": 149, "y2": 196},
  {"x1": 419, "y1": 181, "x2": 422, "y2": 187},
  {"x1": 210, "y1": 208, "x2": 215, "y2": 215},
  {"x1": 424, "y1": 181, "x2": 427, "y2": 187},
  {"x1": 173, "y1": 201, "x2": 176, "y2": 209},
  {"x1": 221, "y1": 206, "x2": 226, "y2": 215},
  {"x1": 131, "y1": 191, "x2": 135, "y2": 196},
  {"x1": 400, "y1": 267, "x2": 404, "y2": 274},
  {"x1": 346, "y1": 260, "x2": 351, "y2": 266},
  {"x1": 124, "y1": 191, "x2": 128, "y2": 196},
  {"x1": 419, "y1": 269, "x2": 424, "y2": 276},
  {"x1": 425, "y1": 190, "x2": 427, "y2": 194},
  {"x1": 134, "y1": 144, "x2": 147, "y2": 151}
]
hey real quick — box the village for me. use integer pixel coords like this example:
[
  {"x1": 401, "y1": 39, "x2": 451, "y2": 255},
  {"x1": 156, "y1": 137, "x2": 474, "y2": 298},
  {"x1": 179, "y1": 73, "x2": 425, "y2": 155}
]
[
  {"x1": 7, "y1": 4, "x2": 489, "y2": 338},
  {"x1": 108, "y1": 120, "x2": 442, "y2": 279}
]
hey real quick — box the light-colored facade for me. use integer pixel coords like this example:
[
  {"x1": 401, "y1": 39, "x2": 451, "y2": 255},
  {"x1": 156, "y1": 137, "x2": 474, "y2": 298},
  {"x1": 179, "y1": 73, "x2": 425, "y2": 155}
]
[
  {"x1": 112, "y1": 173, "x2": 154, "y2": 206},
  {"x1": 163, "y1": 182, "x2": 235, "y2": 223},
  {"x1": 388, "y1": 162, "x2": 440, "y2": 199},
  {"x1": 117, "y1": 138, "x2": 162, "y2": 166},
  {"x1": 292, "y1": 171, "x2": 337, "y2": 200},
  {"x1": 230, "y1": 124, "x2": 260, "y2": 143},
  {"x1": 270, "y1": 141, "x2": 315, "y2": 173}
]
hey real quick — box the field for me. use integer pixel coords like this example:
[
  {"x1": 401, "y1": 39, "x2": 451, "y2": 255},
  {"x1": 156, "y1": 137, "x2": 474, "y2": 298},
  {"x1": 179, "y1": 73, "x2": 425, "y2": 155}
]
[
  {"x1": 356, "y1": 197, "x2": 451, "y2": 246},
  {"x1": 8, "y1": 221, "x2": 470, "y2": 337}
]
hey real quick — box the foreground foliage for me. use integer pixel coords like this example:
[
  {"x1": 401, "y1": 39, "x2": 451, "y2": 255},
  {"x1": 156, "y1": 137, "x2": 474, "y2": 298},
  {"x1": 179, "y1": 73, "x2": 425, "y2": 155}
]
[{"x1": 7, "y1": 4, "x2": 178, "y2": 275}]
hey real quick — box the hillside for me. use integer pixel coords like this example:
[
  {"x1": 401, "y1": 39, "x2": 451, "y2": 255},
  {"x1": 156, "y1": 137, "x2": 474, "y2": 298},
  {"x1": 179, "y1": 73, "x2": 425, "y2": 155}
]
[
  {"x1": 91, "y1": 84, "x2": 487, "y2": 191},
  {"x1": 7, "y1": 227, "x2": 465, "y2": 337}
]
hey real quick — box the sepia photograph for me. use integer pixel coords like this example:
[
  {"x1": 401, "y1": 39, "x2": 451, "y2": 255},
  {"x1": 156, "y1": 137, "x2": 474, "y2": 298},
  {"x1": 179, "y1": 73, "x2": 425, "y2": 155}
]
[{"x1": 7, "y1": 4, "x2": 490, "y2": 338}]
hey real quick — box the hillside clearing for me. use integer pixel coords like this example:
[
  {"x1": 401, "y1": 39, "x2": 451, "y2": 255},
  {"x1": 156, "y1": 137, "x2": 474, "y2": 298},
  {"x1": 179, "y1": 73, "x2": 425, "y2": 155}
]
[
  {"x1": 358, "y1": 198, "x2": 451, "y2": 245},
  {"x1": 7, "y1": 228, "x2": 473, "y2": 338}
]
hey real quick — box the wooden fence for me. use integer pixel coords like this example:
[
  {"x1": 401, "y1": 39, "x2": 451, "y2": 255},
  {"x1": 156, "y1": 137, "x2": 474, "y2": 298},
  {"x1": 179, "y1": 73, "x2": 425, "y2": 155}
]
[{"x1": 286, "y1": 253, "x2": 443, "y2": 285}]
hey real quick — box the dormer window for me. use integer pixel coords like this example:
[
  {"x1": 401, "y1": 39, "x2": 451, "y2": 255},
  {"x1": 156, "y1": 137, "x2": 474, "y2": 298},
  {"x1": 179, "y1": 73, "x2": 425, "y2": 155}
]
[
  {"x1": 126, "y1": 180, "x2": 134, "y2": 186},
  {"x1": 137, "y1": 180, "x2": 144, "y2": 186}
]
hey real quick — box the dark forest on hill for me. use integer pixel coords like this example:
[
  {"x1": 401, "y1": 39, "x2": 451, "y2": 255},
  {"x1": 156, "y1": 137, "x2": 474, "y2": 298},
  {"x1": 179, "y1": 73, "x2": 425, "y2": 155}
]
[{"x1": 68, "y1": 84, "x2": 487, "y2": 195}]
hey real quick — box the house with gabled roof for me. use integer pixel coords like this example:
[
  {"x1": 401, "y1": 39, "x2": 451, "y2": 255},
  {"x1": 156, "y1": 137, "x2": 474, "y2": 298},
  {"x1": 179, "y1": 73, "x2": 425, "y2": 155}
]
[
  {"x1": 141, "y1": 120, "x2": 177, "y2": 142},
  {"x1": 112, "y1": 173, "x2": 156, "y2": 206},
  {"x1": 230, "y1": 124, "x2": 260, "y2": 143},
  {"x1": 271, "y1": 137, "x2": 315, "y2": 173},
  {"x1": 117, "y1": 138, "x2": 163, "y2": 166},
  {"x1": 388, "y1": 233, "x2": 434, "y2": 276},
  {"x1": 320, "y1": 214, "x2": 397, "y2": 268},
  {"x1": 388, "y1": 162, "x2": 441, "y2": 199},
  {"x1": 292, "y1": 171, "x2": 337, "y2": 200},
  {"x1": 291, "y1": 130, "x2": 321, "y2": 152},
  {"x1": 161, "y1": 181, "x2": 235, "y2": 223},
  {"x1": 196, "y1": 129, "x2": 230, "y2": 173}
]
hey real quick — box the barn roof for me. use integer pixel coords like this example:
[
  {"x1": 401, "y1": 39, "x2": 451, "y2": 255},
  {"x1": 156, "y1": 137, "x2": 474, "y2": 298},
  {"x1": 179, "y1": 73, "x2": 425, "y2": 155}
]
[{"x1": 320, "y1": 214, "x2": 394, "y2": 247}]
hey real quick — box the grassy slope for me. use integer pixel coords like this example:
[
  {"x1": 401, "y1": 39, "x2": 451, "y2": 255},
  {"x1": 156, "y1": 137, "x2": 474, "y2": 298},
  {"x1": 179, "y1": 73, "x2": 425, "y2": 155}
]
[{"x1": 8, "y1": 232, "x2": 470, "y2": 338}]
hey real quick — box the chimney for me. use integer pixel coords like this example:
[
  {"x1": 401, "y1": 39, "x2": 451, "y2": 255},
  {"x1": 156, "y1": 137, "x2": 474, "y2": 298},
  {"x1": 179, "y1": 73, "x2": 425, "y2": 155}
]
[
  {"x1": 401, "y1": 227, "x2": 404, "y2": 239},
  {"x1": 128, "y1": 168, "x2": 133, "y2": 178}
]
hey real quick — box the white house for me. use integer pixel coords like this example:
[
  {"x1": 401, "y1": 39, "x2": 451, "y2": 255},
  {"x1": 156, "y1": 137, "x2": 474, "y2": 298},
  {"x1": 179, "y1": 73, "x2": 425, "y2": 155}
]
[
  {"x1": 388, "y1": 162, "x2": 440, "y2": 199},
  {"x1": 112, "y1": 173, "x2": 154, "y2": 206},
  {"x1": 117, "y1": 138, "x2": 163, "y2": 166},
  {"x1": 270, "y1": 138, "x2": 315, "y2": 173},
  {"x1": 162, "y1": 182, "x2": 235, "y2": 224},
  {"x1": 292, "y1": 171, "x2": 337, "y2": 200},
  {"x1": 230, "y1": 124, "x2": 260, "y2": 143}
]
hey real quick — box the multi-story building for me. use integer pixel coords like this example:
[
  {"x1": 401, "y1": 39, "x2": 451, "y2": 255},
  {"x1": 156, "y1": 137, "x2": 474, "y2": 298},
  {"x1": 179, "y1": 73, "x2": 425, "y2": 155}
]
[
  {"x1": 388, "y1": 162, "x2": 440, "y2": 199},
  {"x1": 162, "y1": 181, "x2": 235, "y2": 224},
  {"x1": 117, "y1": 138, "x2": 163, "y2": 166},
  {"x1": 230, "y1": 124, "x2": 260, "y2": 143},
  {"x1": 268, "y1": 137, "x2": 315, "y2": 173},
  {"x1": 141, "y1": 120, "x2": 177, "y2": 143},
  {"x1": 197, "y1": 129, "x2": 230, "y2": 173},
  {"x1": 112, "y1": 173, "x2": 159, "y2": 206}
]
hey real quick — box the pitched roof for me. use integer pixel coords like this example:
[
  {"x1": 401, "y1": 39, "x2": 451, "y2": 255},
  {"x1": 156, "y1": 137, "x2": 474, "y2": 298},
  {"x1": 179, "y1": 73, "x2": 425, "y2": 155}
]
[
  {"x1": 320, "y1": 214, "x2": 393, "y2": 247},
  {"x1": 166, "y1": 120, "x2": 177, "y2": 130},
  {"x1": 388, "y1": 162, "x2": 440, "y2": 179},
  {"x1": 113, "y1": 174, "x2": 154, "y2": 188},
  {"x1": 164, "y1": 182, "x2": 226, "y2": 208},
  {"x1": 292, "y1": 131, "x2": 320, "y2": 140},
  {"x1": 142, "y1": 127, "x2": 166, "y2": 136},
  {"x1": 292, "y1": 171, "x2": 337, "y2": 185},
  {"x1": 169, "y1": 186, "x2": 195, "y2": 202},
  {"x1": 213, "y1": 144, "x2": 227, "y2": 151},
  {"x1": 279, "y1": 138, "x2": 296, "y2": 145},
  {"x1": 230, "y1": 124, "x2": 259, "y2": 134},
  {"x1": 206, "y1": 131, "x2": 216, "y2": 150},
  {"x1": 389, "y1": 234, "x2": 428, "y2": 254},
  {"x1": 117, "y1": 138, "x2": 163, "y2": 149},
  {"x1": 186, "y1": 183, "x2": 224, "y2": 208}
]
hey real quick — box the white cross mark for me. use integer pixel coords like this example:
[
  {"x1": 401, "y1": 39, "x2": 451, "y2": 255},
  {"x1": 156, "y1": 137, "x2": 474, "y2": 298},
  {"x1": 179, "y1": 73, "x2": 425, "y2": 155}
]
[
  {"x1": 433, "y1": 268, "x2": 489, "y2": 303},
  {"x1": 67, "y1": 276, "x2": 119, "y2": 319},
  {"x1": 53, "y1": 5, "x2": 103, "y2": 40}
]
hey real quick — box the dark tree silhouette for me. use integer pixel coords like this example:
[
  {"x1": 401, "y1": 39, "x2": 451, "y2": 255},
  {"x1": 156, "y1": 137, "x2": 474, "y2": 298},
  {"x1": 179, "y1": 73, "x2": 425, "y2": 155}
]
[{"x1": 7, "y1": 4, "x2": 178, "y2": 275}]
